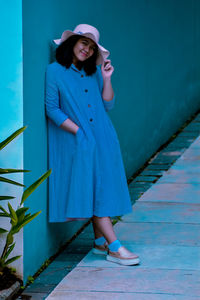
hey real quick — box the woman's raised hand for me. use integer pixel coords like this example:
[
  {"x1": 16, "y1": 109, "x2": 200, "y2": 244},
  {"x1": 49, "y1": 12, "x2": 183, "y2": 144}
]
[{"x1": 101, "y1": 59, "x2": 114, "y2": 79}]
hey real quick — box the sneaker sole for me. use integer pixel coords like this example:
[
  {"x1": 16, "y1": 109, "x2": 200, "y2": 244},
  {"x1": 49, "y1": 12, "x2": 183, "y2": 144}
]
[
  {"x1": 106, "y1": 255, "x2": 140, "y2": 266},
  {"x1": 92, "y1": 248, "x2": 107, "y2": 256}
]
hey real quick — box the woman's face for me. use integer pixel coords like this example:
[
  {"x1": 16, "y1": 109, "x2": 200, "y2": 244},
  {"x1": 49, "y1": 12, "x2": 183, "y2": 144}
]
[{"x1": 73, "y1": 37, "x2": 97, "y2": 65}]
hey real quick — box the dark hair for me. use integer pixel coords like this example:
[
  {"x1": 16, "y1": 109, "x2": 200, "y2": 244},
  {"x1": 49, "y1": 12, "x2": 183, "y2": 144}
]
[{"x1": 55, "y1": 35, "x2": 98, "y2": 76}]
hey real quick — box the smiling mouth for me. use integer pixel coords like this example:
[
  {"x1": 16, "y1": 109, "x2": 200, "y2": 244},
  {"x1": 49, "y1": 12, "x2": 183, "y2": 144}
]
[{"x1": 80, "y1": 51, "x2": 88, "y2": 57}]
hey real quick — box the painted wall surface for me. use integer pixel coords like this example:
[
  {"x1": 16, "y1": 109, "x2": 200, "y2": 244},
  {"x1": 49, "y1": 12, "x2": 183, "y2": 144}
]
[
  {"x1": 22, "y1": 0, "x2": 87, "y2": 283},
  {"x1": 0, "y1": 1, "x2": 23, "y2": 278},
  {"x1": 22, "y1": 0, "x2": 200, "y2": 283}
]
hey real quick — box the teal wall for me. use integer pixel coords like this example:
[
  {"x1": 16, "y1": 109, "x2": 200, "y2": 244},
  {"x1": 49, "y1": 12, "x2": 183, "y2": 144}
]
[
  {"x1": 22, "y1": 0, "x2": 200, "y2": 283},
  {"x1": 0, "y1": 0, "x2": 23, "y2": 277}
]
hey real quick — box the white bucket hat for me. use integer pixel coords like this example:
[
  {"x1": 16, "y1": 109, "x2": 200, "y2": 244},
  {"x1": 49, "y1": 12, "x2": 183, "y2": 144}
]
[{"x1": 53, "y1": 24, "x2": 110, "y2": 65}]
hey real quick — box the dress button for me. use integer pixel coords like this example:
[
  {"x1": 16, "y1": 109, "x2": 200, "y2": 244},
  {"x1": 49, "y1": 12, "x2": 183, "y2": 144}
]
[
  {"x1": 85, "y1": 89, "x2": 88, "y2": 92},
  {"x1": 90, "y1": 118, "x2": 93, "y2": 122},
  {"x1": 81, "y1": 75, "x2": 84, "y2": 78},
  {"x1": 88, "y1": 104, "x2": 91, "y2": 107}
]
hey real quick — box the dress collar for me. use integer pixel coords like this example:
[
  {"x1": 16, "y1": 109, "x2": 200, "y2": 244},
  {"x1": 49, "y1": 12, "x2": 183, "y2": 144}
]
[{"x1": 70, "y1": 63, "x2": 85, "y2": 74}]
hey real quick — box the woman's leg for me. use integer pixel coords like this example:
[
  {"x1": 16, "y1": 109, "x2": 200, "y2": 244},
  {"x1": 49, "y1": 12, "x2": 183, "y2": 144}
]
[
  {"x1": 92, "y1": 215, "x2": 140, "y2": 265},
  {"x1": 92, "y1": 216, "x2": 117, "y2": 244},
  {"x1": 92, "y1": 220, "x2": 104, "y2": 239}
]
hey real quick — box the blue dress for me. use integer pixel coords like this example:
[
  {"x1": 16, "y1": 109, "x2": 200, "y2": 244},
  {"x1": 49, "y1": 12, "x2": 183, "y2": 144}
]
[{"x1": 45, "y1": 61, "x2": 132, "y2": 222}]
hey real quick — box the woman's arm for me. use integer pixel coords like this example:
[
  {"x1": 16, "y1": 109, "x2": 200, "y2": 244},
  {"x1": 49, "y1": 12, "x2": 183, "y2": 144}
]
[
  {"x1": 60, "y1": 118, "x2": 79, "y2": 134},
  {"x1": 45, "y1": 65, "x2": 78, "y2": 135},
  {"x1": 102, "y1": 77, "x2": 114, "y2": 101},
  {"x1": 101, "y1": 60, "x2": 114, "y2": 101}
]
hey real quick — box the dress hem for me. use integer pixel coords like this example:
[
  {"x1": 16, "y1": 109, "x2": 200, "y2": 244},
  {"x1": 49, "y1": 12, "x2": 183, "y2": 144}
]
[{"x1": 49, "y1": 208, "x2": 133, "y2": 223}]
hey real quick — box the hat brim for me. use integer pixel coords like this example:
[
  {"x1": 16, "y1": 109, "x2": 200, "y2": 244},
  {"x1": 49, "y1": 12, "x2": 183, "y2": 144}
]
[{"x1": 53, "y1": 30, "x2": 110, "y2": 65}]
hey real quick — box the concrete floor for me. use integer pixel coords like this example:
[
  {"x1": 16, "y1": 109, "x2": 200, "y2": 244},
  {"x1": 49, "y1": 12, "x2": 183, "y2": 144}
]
[
  {"x1": 45, "y1": 120, "x2": 200, "y2": 299},
  {"x1": 18, "y1": 112, "x2": 200, "y2": 300}
]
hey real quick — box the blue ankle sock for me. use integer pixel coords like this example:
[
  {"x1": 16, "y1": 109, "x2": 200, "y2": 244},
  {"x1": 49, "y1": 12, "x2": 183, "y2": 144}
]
[
  {"x1": 108, "y1": 239, "x2": 122, "y2": 252},
  {"x1": 95, "y1": 236, "x2": 106, "y2": 246}
]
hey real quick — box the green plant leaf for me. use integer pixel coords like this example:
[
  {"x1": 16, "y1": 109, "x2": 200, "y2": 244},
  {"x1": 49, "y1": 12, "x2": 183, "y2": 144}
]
[
  {"x1": 0, "y1": 196, "x2": 15, "y2": 201},
  {"x1": 7, "y1": 203, "x2": 18, "y2": 226},
  {"x1": 10, "y1": 267, "x2": 16, "y2": 273},
  {"x1": 20, "y1": 169, "x2": 52, "y2": 205},
  {"x1": 0, "y1": 176, "x2": 25, "y2": 187},
  {"x1": 16, "y1": 207, "x2": 29, "y2": 216},
  {"x1": 6, "y1": 233, "x2": 14, "y2": 246},
  {"x1": 5, "y1": 255, "x2": 22, "y2": 266},
  {"x1": 11, "y1": 211, "x2": 41, "y2": 234},
  {"x1": 27, "y1": 276, "x2": 34, "y2": 284},
  {"x1": 16, "y1": 207, "x2": 29, "y2": 223},
  {"x1": 0, "y1": 205, "x2": 9, "y2": 215},
  {"x1": 0, "y1": 168, "x2": 30, "y2": 174},
  {"x1": 0, "y1": 212, "x2": 10, "y2": 217},
  {"x1": 0, "y1": 126, "x2": 27, "y2": 151},
  {"x1": 0, "y1": 228, "x2": 8, "y2": 234},
  {"x1": 23, "y1": 211, "x2": 41, "y2": 225},
  {"x1": 4, "y1": 243, "x2": 15, "y2": 260},
  {"x1": 24, "y1": 213, "x2": 31, "y2": 219},
  {"x1": 10, "y1": 224, "x2": 22, "y2": 235}
]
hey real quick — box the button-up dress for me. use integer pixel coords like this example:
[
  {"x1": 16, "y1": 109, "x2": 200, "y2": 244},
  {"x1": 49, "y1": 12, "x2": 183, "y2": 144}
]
[{"x1": 45, "y1": 61, "x2": 132, "y2": 222}]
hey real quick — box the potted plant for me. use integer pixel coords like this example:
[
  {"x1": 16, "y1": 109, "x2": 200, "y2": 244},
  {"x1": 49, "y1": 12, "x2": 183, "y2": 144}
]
[{"x1": 0, "y1": 126, "x2": 51, "y2": 297}]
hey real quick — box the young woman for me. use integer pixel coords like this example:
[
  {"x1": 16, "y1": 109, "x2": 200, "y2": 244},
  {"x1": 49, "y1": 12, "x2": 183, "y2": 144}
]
[{"x1": 45, "y1": 24, "x2": 140, "y2": 266}]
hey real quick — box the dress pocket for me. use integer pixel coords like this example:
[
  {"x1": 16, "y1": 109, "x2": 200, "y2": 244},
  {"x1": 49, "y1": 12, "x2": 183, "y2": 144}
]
[
  {"x1": 76, "y1": 127, "x2": 84, "y2": 142},
  {"x1": 75, "y1": 127, "x2": 88, "y2": 152}
]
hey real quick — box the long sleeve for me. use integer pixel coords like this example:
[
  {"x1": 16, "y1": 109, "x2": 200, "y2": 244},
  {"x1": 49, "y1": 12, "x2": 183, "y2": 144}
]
[
  {"x1": 96, "y1": 66, "x2": 115, "y2": 111},
  {"x1": 45, "y1": 65, "x2": 68, "y2": 126}
]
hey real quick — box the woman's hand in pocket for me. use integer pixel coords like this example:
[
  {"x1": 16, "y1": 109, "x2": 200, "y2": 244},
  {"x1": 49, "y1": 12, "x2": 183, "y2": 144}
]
[
  {"x1": 75, "y1": 127, "x2": 84, "y2": 140},
  {"x1": 75, "y1": 127, "x2": 80, "y2": 135}
]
